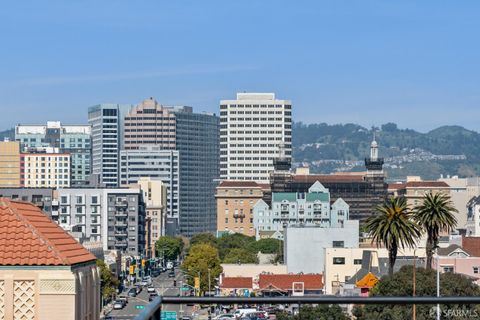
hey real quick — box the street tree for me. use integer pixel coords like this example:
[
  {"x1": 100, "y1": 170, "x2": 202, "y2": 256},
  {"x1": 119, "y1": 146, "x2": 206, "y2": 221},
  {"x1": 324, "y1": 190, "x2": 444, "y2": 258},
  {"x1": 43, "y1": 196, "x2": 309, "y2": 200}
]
[
  {"x1": 96, "y1": 259, "x2": 119, "y2": 300},
  {"x1": 155, "y1": 236, "x2": 184, "y2": 261},
  {"x1": 414, "y1": 192, "x2": 458, "y2": 269},
  {"x1": 365, "y1": 196, "x2": 421, "y2": 276},
  {"x1": 223, "y1": 248, "x2": 258, "y2": 264},
  {"x1": 182, "y1": 243, "x2": 222, "y2": 293}
]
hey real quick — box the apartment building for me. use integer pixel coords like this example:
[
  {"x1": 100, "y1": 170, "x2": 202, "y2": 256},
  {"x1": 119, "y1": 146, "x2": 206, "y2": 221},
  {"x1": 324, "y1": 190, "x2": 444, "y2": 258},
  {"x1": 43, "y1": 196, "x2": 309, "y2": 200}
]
[
  {"x1": 0, "y1": 188, "x2": 54, "y2": 218},
  {"x1": 219, "y1": 92, "x2": 292, "y2": 182},
  {"x1": 135, "y1": 177, "x2": 168, "y2": 257},
  {"x1": 0, "y1": 141, "x2": 20, "y2": 187},
  {"x1": 55, "y1": 188, "x2": 146, "y2": 255},
  {"x1": 21, "y1": 153, "x2": 70, "y2": 188},
  {"x1": 123, "y1": 98, "x2": 219, "y2": 236},
  {"x1": 15, "y1": 121, "x2": 91, "y2": 186},
  {"x1": 120, "y1": 146, "x2": 179, "y2": 232},
  {"x1": 216, "y1": 180, "x2": 268, "y2": 237},
  {"x1": 253, "y1": 181, "x2": 350, "y2": 240},
  {"x1": 88, "y1": 104, "x2": 133, "y2": 187}
]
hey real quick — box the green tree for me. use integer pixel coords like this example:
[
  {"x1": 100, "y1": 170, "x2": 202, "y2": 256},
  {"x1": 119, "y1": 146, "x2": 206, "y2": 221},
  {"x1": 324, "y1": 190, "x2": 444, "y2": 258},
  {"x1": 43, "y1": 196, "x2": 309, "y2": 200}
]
[
  {"x1": 155, "y1": 236, "x2": 184, "y2": 261},
  {"x1": 248, "y1": 238, "x2": 283, "y2": 254},
  {"x1": 217, "y1": 233, "x2": 256, "y2": 259},
  {"x1": 190, "y1": 233, "x2": 218, "y2": 248},
  {"x1": 354, "y1": 266, "x2": 480, "y2": 320},
  {"x1": 277, "y1": 305, "x2": 349, "y2": 320},
  {"x1": 96, "y1": 259, "x2": 119, "y2": 300},
  {"x1": 223, "y1": 248, "x2": 258, "y2": 264},
  {"x1": 182, "y1": 243, "x2": 223, "y2": 293},
  {"x1": 414, "y1": 192, "x2": 458, "y2": 269},
  {"x1": 365, "y1": 196, "x2": 422, "y2": 276}
]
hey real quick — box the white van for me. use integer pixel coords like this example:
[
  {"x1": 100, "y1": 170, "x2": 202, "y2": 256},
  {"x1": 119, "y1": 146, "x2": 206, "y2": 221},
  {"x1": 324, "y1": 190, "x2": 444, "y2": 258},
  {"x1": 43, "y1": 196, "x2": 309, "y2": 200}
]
[{"x1": 233, "y1": 309, "x2": 257, "y2": 318}]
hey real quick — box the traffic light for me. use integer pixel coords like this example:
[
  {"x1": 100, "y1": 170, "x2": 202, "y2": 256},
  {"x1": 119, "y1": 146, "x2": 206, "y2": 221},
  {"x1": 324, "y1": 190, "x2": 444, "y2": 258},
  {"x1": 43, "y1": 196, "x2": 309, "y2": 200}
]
[
  {"x1": 129, "y1": 265, "x2": 136, "y2": 275},
  {"x1": 194, "y1": 277, "x2": 200, "y2": 289},
  {"x1": 173, "y1": 280, "x2": 177, "y2": 287},
  {"x1": 141, "y1": 259, "x2": 145, "y2": 268}
]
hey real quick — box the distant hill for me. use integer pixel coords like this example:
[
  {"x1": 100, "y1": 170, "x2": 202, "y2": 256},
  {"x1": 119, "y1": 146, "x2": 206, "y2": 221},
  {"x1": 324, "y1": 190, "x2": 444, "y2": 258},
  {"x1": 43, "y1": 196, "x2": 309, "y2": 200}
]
[
  {"x1": 292, "y1": 122, "x2": 480, "y2": 180},
  {"x1": 0, "y1": 128, "x2": 14, "y2": 141}
]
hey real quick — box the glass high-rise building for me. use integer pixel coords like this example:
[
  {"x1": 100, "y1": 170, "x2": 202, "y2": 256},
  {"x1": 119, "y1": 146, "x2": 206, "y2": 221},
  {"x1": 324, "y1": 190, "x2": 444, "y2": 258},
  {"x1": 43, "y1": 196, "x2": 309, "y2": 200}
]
[
  {"x1": 88, "y1": 104, "x2": 133, "y2": 188},
  {"x1": 123, "y1": 98, "x2": 219, "y2": 236}
]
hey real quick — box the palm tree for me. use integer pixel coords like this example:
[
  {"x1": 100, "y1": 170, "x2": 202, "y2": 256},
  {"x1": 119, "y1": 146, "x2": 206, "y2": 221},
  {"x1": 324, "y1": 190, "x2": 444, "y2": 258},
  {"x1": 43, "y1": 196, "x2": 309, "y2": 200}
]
[
  {"x1": 366, "y1": 196, "x2": 422, "y2": 276},
  {"x1": 414, "y1": 192, "x2": 458, "y2": 270}
]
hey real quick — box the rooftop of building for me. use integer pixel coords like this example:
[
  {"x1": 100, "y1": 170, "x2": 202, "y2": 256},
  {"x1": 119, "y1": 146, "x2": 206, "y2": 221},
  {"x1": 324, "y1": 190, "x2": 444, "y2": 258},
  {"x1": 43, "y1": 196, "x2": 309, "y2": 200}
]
[
  {"x1": 292, "y1": 174, "x2": 365, "y2": 183},
  {"x1": 0, "y1": 198, "x2": 96, "y2": 266},
  {"x1": 389, "y1": 181, "x2": 450, "y2": 189},
  {"x1": 218, "y1": 181, "x2": 265, "y2": 188},
  {"x1": 258, "y1": 274, "x2": 323, "y2": 290},
  {"x1": 220, "y1": 277, "x2": 253, "y2": 289}
]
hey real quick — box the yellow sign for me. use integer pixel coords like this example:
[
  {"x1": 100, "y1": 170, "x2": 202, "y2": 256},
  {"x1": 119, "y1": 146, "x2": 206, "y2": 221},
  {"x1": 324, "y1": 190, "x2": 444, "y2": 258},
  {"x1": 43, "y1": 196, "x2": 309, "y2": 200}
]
[
  {"x1": 141, "y1": 259, "x2": 145, "y2": 267},
  {"x1": 129, "y1": 265, "x2": 136, "y2": 275},
  {"x1": 194, "y1": 277, "x2": 200, "y2": 289}
]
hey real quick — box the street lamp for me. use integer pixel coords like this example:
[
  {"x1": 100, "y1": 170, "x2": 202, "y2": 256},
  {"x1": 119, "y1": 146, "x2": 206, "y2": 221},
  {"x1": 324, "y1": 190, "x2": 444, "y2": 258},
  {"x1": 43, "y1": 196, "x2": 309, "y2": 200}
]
[
  {"x1": 436, "y1": 249, "x2": 440, "y2": 320},
  {"x1": 208, "y1": 268, "x2": 211, "y2": 296}
]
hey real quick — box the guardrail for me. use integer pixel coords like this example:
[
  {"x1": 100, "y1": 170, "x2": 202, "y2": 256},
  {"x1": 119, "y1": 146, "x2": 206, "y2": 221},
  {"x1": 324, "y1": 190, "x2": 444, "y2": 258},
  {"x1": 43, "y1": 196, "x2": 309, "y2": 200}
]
[{"x1": 133, "y1": 296, "x2": 480, "y2": 320}]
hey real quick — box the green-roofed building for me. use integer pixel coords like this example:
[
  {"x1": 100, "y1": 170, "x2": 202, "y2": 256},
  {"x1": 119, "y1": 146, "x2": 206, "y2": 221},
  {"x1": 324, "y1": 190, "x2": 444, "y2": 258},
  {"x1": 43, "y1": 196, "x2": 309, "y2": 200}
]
[{"x1": 253, "y1": 181, "x2": 350, "y2": 240}]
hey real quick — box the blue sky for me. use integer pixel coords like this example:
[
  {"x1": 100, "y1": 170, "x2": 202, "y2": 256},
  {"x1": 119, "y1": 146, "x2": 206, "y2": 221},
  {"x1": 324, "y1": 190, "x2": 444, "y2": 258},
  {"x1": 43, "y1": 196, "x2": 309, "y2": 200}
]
[{"x1": 1, "y1": 1, "x2": 480, "y2": 132}]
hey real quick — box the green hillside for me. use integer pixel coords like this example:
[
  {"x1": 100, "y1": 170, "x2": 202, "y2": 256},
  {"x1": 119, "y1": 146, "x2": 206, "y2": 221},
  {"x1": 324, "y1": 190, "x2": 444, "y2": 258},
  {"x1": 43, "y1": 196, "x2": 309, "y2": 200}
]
[{"x1": 292, "y1": 122, "x2": 480, "y2": 180}]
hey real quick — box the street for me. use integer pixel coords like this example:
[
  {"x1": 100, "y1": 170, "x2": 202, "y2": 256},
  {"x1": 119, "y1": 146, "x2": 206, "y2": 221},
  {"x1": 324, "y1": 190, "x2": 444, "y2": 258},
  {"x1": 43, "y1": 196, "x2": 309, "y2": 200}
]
[{"x1": 105, "y1": 269, "x2": 197, "y2": 320}]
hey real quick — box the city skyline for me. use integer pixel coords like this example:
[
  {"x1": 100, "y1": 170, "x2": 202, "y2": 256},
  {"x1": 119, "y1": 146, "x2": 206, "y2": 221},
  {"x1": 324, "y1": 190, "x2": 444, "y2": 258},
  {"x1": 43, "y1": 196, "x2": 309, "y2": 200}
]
[{"x1": 2, "y1": 1, "x2": 480, "y2": 132}]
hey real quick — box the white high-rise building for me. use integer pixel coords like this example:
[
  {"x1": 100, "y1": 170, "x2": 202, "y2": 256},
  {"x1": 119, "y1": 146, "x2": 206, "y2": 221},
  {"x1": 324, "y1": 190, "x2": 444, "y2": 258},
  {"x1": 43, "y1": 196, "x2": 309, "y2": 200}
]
[{"x1": 219, "y1": 93, "x2": 292, "y2": 182}]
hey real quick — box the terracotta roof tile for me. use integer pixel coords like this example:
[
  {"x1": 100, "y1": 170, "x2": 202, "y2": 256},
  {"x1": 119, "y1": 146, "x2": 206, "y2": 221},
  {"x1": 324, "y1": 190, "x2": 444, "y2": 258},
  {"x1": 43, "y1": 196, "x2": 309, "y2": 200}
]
[
  {"x1": 221, "y1": 277, "x2": 253, "y2": 289},
  {"x1": 405, "y1": 181, "x2": 450, "y2": 188},
  {"x1": 258, "y1": 274, "x2": 323, "y2": 290},
  {"x1": 462, "y1": 237, "x2": 480, "y2": 257},
  {"x1": 0, "y1": 198, "x2": 96, "y2": 266}
]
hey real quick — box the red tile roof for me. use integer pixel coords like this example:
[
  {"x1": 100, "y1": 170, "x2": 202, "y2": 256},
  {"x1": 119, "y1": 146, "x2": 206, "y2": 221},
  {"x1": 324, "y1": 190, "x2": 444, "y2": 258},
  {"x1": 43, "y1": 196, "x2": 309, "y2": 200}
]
[
  {"x1": 293, "y1": 174, "x2": 365, "y2": 183},
  {"x1": 218, "y1": 181, "x2": 263, "y2": 188},
  {"x1": 462, "y1": 237, "x2": 480, "y2": 257},
  {"x1": 258, "y1": 274, "x2": 323, "y2": 291},
  {"x1": 405, "y1": 181, "x2": 450, "y2": 188},
  {"x1": 221, "y1": 277, "x2": 253, "y2": 289},
  {"x1": 0, "y1": 198, "x2": 97, "y2": 266},
  {"x1": 388, "y1": 183, "x2": 406, "y2": 190}
]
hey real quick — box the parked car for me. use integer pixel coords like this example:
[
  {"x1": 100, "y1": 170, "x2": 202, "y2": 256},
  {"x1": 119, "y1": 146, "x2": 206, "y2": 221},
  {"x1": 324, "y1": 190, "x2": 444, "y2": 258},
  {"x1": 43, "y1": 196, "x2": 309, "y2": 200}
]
[
  {"x1": 127, "y1": 288, "x2": 137, "y2": 297},
  {"x1": 117, "y1": 296, "x2": 128, "y2": 307},
  {"x1": 113, "y1": 300, "x2": 124, "y2": 310},
  {"x1": 168, "y1": 271, "x2": 175, "y2": 278},
  {"x1": 147, "y1": 286, "x2": 156, "y2": 293},
  {"x1": 214, "y1": 314, "x2": 235, "y2": 320}
]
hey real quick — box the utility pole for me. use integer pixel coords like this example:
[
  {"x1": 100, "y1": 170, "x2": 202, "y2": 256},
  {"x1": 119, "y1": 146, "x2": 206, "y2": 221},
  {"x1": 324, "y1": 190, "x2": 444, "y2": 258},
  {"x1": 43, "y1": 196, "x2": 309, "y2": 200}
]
[
  {"x1": 437, "y1": 251, "x2": 440, "y2": 320},
  {"x1": 413, "y1": 249, "x2": 416, "y2": 320}
]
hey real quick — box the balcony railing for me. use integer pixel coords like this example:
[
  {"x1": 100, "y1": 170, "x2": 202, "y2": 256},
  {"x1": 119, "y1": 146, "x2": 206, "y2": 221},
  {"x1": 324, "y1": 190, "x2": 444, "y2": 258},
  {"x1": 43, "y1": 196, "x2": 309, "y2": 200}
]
[{"x1": 134, "y1": 296, "x2": 480, "y2": 320}]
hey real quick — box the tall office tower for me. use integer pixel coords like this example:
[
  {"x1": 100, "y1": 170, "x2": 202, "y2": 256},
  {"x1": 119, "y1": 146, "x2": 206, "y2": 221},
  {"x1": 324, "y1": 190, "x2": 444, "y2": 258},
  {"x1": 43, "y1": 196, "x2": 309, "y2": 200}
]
[
  {"x1": 124, "y1": 98, "x2": 219, "y2": 236},
  {"x1": 120, "y1": 146, "x2": 180, "y2": 235},
  {"x1": 219, "y1": 93, "x2": 292, "y2": 182},
  {"x1": 0, "y1": 141, "x2": 21, "y2": 187},
  {"x1": 88, "y1": 104, "x2": 133, "y2": 187},
  {"x1": 15, "y1": 121, "x2": 92, "y2": 186}
]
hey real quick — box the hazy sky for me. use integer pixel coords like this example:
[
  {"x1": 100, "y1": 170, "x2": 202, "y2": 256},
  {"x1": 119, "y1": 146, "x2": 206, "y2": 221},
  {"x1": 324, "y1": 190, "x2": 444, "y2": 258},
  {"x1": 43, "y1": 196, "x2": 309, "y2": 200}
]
[{"x1": 2, "y1": 1, "x2": 480, "y2": 132}]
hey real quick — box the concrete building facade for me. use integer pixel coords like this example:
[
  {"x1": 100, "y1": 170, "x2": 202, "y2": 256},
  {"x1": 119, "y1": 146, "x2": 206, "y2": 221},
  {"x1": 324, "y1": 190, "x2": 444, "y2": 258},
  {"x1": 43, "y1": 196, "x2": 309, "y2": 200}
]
[
  {"x1": 15, "y1": 121, "x2": 92, "y2": 186},
  {"x1": 253, "y1": 181, "x2": 349, "y2": 240},
  {"x1": 219, "y1": 92, "x2": 292, "y2": 182},
  {"x1": 284, "y1": 220, "x2": 360, "y2": 274},
  {"x1": 216, "y1": 181, "x2": 268, "y2": 237},
  {"x1": 55, "y1": 188, "x2": 146, "y2": 256},
  {"x1": 21, "y1": 153, "x2": 71, "y2": 188},
  {"x1": 123, "y1": 98, "x2": 219, "y2": 236},
  {"x1": 0, "y1": 141, "x2": 20, "y2": 187},
  {"x1": 119, "y1": 146, "x2": 179, "y2": 232},
  {"x1": 0, "y1": 188, "x2": 54, "y2": 218},
  {"x1": 135, "y1": 177, "x2": 168, "y2": 257}
]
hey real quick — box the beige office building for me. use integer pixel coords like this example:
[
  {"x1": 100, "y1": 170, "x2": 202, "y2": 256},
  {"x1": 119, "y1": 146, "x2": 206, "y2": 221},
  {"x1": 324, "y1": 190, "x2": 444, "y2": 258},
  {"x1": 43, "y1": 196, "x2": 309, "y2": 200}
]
[
  {"x1": 216, "y1": 181, "x2": 268, "y2": 237},
  {"x1": 22, "y1": 153, "x2": 71, "y2": 188},
  {"x1": 135, "y1": 177, "x2": 167, "y2": 257},
  {"x1": 0, "y1": 141, "x2": 20, "y2": 187}
]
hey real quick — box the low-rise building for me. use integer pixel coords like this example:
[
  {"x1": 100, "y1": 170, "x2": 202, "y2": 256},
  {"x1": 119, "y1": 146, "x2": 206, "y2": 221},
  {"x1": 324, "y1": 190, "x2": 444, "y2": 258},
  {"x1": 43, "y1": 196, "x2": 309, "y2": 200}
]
[
  {"x1": 216, "y1": 181, "x2": 268, "y2": 237},
  {"x1": 219, "y1": 277, "x2": 253, "y2": 296},
  {"x1": 258, "y1": 274, "x2": 323, "y2": 296},
  {"x1": 0, "y1": 198, "x2": 100, "y2": 320},
  {"x1": 284, "y1": 220, "x2": 359, "y2": 275},
  {"x1": 0, "y1": 188, "x2": 54, "y2": 218},
  {"x1": 433, "y1": 244, "x2": 480, "y2": 283},
  {"x1": 253, "y1": 181, "x2": 349, "y2": 240}
]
